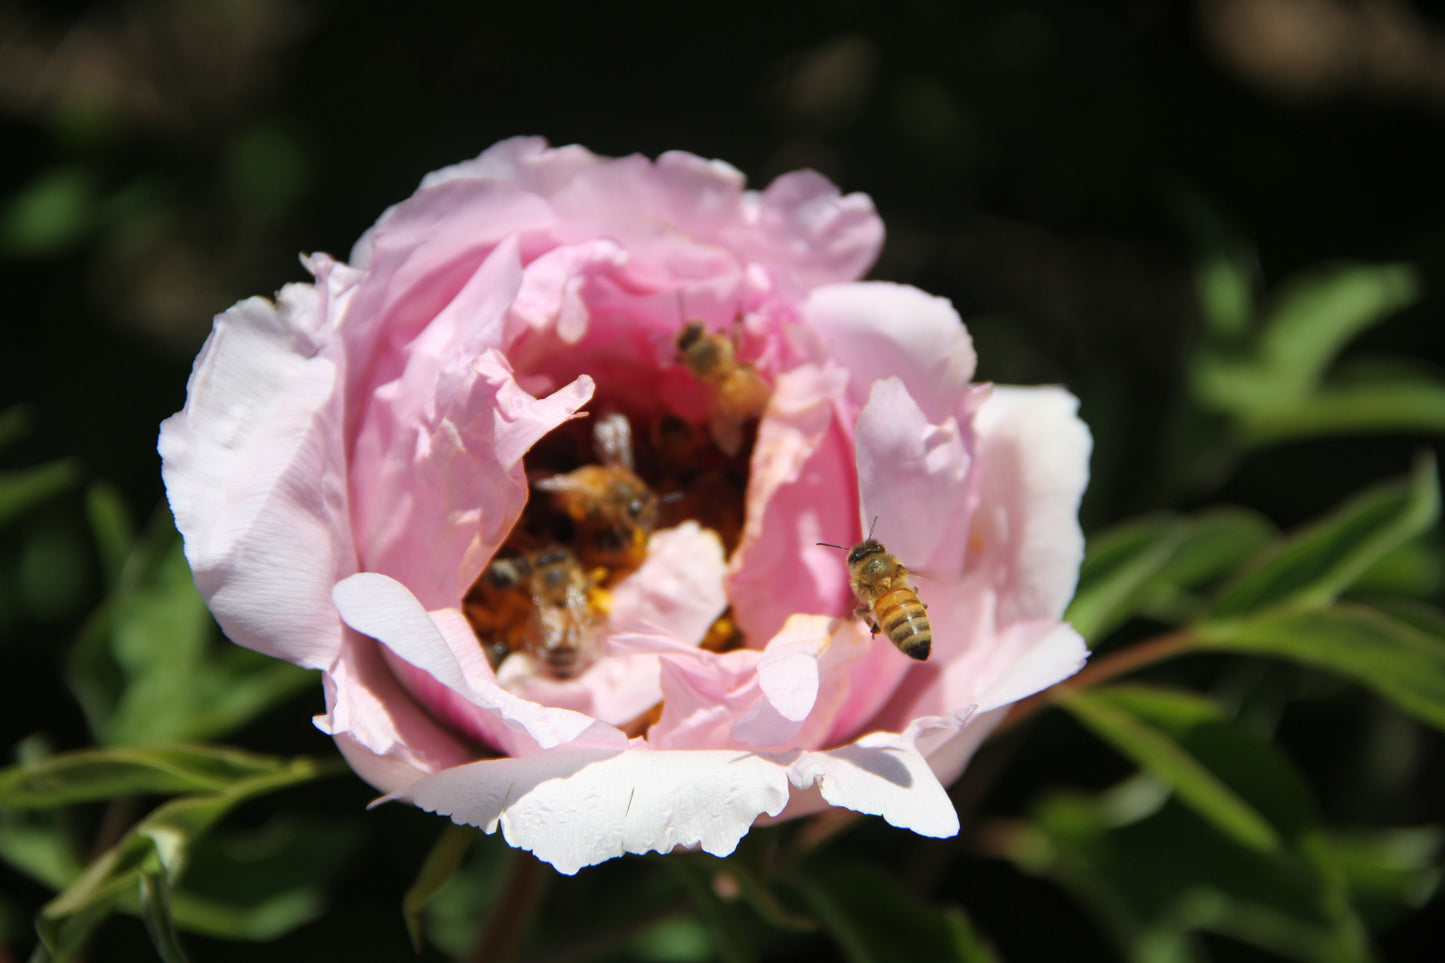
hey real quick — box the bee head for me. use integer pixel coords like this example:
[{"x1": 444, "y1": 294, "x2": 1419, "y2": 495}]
[
  {"x1": 846, "y1": 539, "x2": 885, "y2": 567},
  {"x1": 676, "y1": 321, "x2": 706, "y2": 353}
]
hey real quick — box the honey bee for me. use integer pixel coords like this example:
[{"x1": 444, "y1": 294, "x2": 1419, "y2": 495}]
[
  {"x1": 463, "y1": 546, "x2": 603, "y2": 679},
  {"x1": 535, "y1": 413, "x2": 660, "y2": 578},
  {"x1": 675, "y1": 320, "x2": 771, "y2": 457},
  {"x1": 819, "y1": 520, "x2": 931, "y2": 660}
]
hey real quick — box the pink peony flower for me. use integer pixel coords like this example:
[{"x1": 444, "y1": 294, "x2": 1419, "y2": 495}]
[{"x1": 159, "y1": 137, "x2": 1091, "y2": 875}]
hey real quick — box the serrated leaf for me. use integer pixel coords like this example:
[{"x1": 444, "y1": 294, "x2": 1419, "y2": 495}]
[
  {"x1": 0, "y1": 744, "x2": 296, "y2": 809},
  {"x1": 1209, "y1": 458, "x2": 1439, "y2": 619},
  {"x1": 1256, "y1": 262, "x2": 1419, "y2": 402},
  {"x1": 1196, "y1": 603, "x2": 1445, "y2": 731},
  {"x1": 35, "y1": 756, "x2": 326, "y2": 961},
  {"x1": 1057, "y1": 688, "x2": 1282, "y2": 853},
  {"x1": 0, "y1": 458, "x2": 81, "y2": 529}
]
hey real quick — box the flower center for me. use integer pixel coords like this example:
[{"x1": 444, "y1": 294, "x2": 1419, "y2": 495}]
[{"x1": 463, "y1": 320, "x2": 771, "y2": 680}]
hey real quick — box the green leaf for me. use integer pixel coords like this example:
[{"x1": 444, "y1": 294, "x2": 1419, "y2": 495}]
[
  {"x1": 1256, "y1": 262, "x2": 1419, "y2": 402},
  {"x1": 403, "y1": 824, "x2": 477, "y2": 952},
  {"x1": 792, "y1": 862, "x2": 975, "y2": 963},
  {"x1": 0, "y1": 459, "x2": 81, "y2": 529},
  {"x1": 1196, "y1": 603, "x2": 1445, "y2": 731},
  {"x1": 0, "y1": 744, "x2": 298, "y2": 809},
  {"x1": 138, "y1": 871, "x2": 192, "y2": 963},
  {"x1": 84, "y1": 482, "x2": 136, "y2": 588},
  {"x1": 943, "y1": 906, "x2": 1003, "y2": 963},
  {"x1": 0, "y1": 405, "x2": 34, "y2": 452},
  {"x1": 1241, "y1": 377, "x2": 1445, "y2": 445},
  {"x1": 1323, "y1": 826, "x2": 1442, "y2": 928},
  {"x1": 0, "y1": 166, "x2": 99, "y2": 257},
  {"x1": 35, "y1": 755, "x2": 327, "y2": 961},
  {"x1": 0, "y1": 812, "x2": 82, "y2": 890},
  {"x1": 1209, "y1": 457, "x2": 1439, "y2": 619},
  {"x1": 66, "y1": 511, "x2": 313, "y2": 745},
  {"x1": 1057, "y1": 687, "x2": 1283, "y2": 853},
  {"x1": 1069, "y1": 509, "x2": 1275, "y2": 641},
  {"x1": 1000, "y1": 779, "x2": 1373, "y2": 963}
]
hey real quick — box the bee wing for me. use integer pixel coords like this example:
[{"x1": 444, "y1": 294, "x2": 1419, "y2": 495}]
[{"x1": 592, "y1": 412, "x2": 635, "y2": 471}]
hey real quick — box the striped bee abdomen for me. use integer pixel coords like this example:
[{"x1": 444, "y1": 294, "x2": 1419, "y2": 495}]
[{"x1": 874, "y1": 586, "x2": 931, "y2": 661}]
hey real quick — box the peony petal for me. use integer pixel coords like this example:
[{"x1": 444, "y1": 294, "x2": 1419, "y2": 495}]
[
  {"x1": 313, "y1": 632, "x2": 474, "y2": 794},
  {"x1": 353, "y1": 343, "x2": 595, "y2": 610},
  {"x1": 727, "y1": 364, "x2": 854, "y2": 644},
  {"x1": 510, "y1": 239, "x2": 629, "y2": 344},
  {"x1": 787, "y1": 730, "x2": 960, "y2": 837},
  {"x1": 415, "y1": 137, "x2": 602, "y2": 199},
  {"x1": 854, "y1": 376, "x2": 973, "y2": 578},
  {"x1": 608, "y1": 522, "x2": 729, "y2": 646},
  {"x1": 971, "y1": 385, "x2": 1092, "y2": 623},
  {"x1": 332, "y1": 573, "x2": 626, "y2": 755},
  {"x1": 974, "y1": 621, "x2": 1088, "y2": 713},
  {"x1": 396, "y1": 748, "x2": 792, "y2": 875},
  {"x1": 805, "y1": 282, "x2": 977, "y2": 425},
  {"x1": 159, "y1": 289, "x2": 353, "y2": 670},
  {"x1": 733, "y1": 170, "x2": 884, "y2": 287}
]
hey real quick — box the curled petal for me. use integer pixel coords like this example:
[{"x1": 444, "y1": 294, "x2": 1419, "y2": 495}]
[
  {"x1": 159, "y1": 289, "x2": 353, "y2": 670},
  {"x1": 786, "y1": 729, "x2": 960, "y2": 838},
  {"x1": 854, "y1": 376, "x2": 973, "y2": 578},
  {"x1": 805, "y1": 282, "x2": 977, "y2": 425},
  {"x1": 971, "y1": 386, "x2": 1093, "y2": 623},
  {"x1": 735, "y1": 170, "x2": 885, "y2": 287},
  {"x1": 394, "y1": 749, "x2": 792, "y2": 875},
  {"x1": 332, "y1": 573, "x2": 626, "y2": 756}
]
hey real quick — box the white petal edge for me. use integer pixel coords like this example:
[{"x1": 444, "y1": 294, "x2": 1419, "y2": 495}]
[{"x1": 391, "y1": 749, "x2": 791, "y2": 875}]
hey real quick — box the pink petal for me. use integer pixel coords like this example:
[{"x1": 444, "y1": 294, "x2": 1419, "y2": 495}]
[
  {"x1": 159, "y1": 289, "x2": 354, "y2": 670},
  {"x1": 804, "y1": 282, "x2": 977, "y2": 425},
  {"x1": 727, "y1": 364, "x2": 854, "y2": 644},
  {"x1": 608, "y1": 522, "x2": 730, "y2": 645},
  {"x1": 786, "y1": 729, "x2": 960, "y2": 837},
  {"x1": 332, "y1": 573, "x2": 627, "y2": 756},
  {"x1": 730, "y1": 615, "x2": 834, "y2": 746},
  {"x1": 394, "y1": 748, "x2": 792, "y2": 875},
  {"x1": 732, "y1": 170, "x2": 884, "y2": 287},
  {"x1": 352, "y1": 341, "x2": 595, "y2": 611},
  {"x1": 854, "y1": 376, "x2": 973, "y2": 578},
  {"x1": 510, "y1": 239, "x2": 628, "y2": 344},
  {"x1": 414, "y1": 137, "x2": 602, "y2": 199},
  {"x1": 971, "y1": 386, "x2": 1092, "y2": 623},
  {"x1": 313, "y1": 632, "x2": 473, "y2": 794}
]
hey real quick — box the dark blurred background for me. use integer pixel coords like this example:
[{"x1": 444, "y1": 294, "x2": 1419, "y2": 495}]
[{"x1": 2, "y1": 1, "x2": 1443, "y2": 960}]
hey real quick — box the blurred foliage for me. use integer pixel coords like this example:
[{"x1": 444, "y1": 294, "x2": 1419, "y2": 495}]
[{"x1": 4, "y1": 0, "x2": 1445, "y2": 961}]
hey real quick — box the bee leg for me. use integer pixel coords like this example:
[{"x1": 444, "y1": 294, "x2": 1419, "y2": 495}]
[{"x1": 855, "y1": 606, "x2": 881, "y2": 636}]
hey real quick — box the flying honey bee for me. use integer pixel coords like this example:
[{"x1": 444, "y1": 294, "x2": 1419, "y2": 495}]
[
  {"x1": 675, "y1": 320, "x2": 771, "y2": 457},
  {"x1": 819, "y1": 520, "x2": 931, "y2": 661},
  {"x1": 535, "y1": 413, "x2": 660, "y2": 578},
  {"x1": 463, "y1": 546, "x2": 604, "y2": 679}
]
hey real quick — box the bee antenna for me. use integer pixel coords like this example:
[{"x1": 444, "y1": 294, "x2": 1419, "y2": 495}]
[
  {"x1": 816, "y1": 541, "x2": 850, "y2": 552},
  {"x1": 865, "y1": 516, "x2": 879, "y2": 541}
]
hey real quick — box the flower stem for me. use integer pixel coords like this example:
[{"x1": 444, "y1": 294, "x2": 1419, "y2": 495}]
[{"x1": 463, "y1": 849, "x2": 549, "y2": 963}]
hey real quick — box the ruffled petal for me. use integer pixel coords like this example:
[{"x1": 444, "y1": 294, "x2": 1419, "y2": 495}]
[
  {"x1": 854, "y1": 376, "x2": 973, "y2": 578},
  {"x1": 727, "y1": 364, "x2": 854, "y2": 643},
  {"x1": 313, "y1": 632, "x2": 474, "y2": 793},
  {"x1": 607, "y1": 522, "x2": 730, "y2": 645},
  {"x1": 804, "y1": 282, "x2": 977, "y2": 425},
  {"x1": 159, "y1": 288, "x2": 353, "y2": 669},
  {"x1": 786, "y1": 729, "x2": 960, "y2": 837},
  {"x1": 394, "y1": 748, "x2": 792, "y2": 875},
  {"x1": 971, "y1": 385, "x2": 1092, "y2": 623},
  {"x1": 332, "y1": 573, "x2": 626, "y2": 756},
  {"x1": 732, "y1": 171, "x2": 884, "y2": 287}
]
